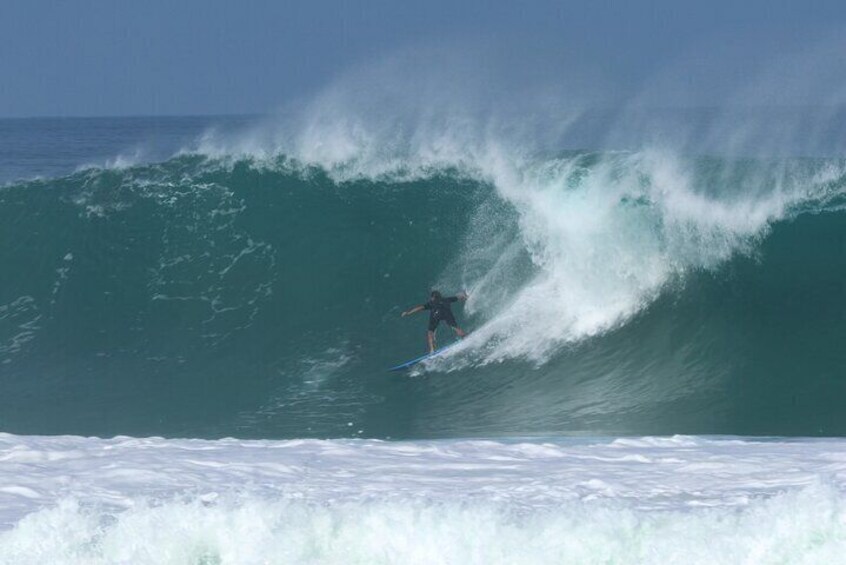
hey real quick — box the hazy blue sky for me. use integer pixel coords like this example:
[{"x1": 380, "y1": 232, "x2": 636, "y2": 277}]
[{"x1": 1, "y1": 0, "x2": 844, "y2": 117}]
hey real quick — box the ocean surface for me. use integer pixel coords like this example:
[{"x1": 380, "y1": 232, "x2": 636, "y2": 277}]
[{"x1": 1, "y1": 113, "x2": 845, "y2": 562}]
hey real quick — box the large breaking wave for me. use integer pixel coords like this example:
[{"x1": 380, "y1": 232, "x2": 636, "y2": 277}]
[{"x1": 1, "y1": 121, "x2": 844, "y2": 439}]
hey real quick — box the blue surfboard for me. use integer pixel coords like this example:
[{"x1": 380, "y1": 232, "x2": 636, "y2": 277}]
[{"x1": 389, "y1": 341, "x2": 460, "y2": 372}]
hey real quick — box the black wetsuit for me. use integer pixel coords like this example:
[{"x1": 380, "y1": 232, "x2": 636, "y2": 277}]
[{"x1": 424, "y1": 296, "x2": 459, "y2": 332}]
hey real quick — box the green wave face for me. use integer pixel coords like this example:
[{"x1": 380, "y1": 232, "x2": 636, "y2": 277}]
[{"x1": 0, "y1": 152, "x2": 844, "y2": 439}]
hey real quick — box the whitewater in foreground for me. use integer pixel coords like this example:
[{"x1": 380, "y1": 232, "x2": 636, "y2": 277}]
[{"x1": 0, "y1": 432, "x2": 844, "y2": 564}]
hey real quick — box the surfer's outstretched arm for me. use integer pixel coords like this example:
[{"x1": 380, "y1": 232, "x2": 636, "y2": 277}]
[{"x1": 401, "y1": 305, "x2": 425, "y2": 317}]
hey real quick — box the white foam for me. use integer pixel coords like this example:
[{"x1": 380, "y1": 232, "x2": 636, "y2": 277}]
[
  {"x1": 0, "y1": 433, "x2": 845, "y2": 563},
  {"x1": 414, "y1": 148, "x2": 827, "y2": 368}
]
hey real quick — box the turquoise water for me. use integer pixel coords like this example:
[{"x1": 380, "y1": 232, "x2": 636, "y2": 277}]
[{"x1": 1, "y1": 116, "x2": 844, "y2": 439}]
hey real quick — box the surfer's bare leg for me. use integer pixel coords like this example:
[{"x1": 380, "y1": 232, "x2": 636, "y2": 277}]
[
  {"x1": 427, "y1": 331, "x2": 436, "y2": 353},
  {"x1": 452, "y1": 326, "x2": 466, "y2": 338}
]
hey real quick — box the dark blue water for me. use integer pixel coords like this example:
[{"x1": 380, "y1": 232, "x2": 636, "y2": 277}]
[{"x1": 0, "y1": 116, "x2": 255, "y2": 184}]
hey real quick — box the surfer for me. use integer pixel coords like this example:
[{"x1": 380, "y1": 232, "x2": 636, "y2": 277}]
[{"x1": 402, "y1": 290, "x2": 468, "y2": 353}]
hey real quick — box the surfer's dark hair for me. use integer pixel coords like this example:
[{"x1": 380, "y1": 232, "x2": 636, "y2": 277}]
[{"x1": 430, "y1": 290, "x2": 442, "y2": 300}]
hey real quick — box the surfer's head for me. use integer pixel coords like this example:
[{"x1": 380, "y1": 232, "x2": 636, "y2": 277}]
[{"x1": 430, "y1": 290, "x2": 442, "y2": 301}]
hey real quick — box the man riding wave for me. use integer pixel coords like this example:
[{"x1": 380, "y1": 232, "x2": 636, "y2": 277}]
[{"x1": 402, "y1": 290, "x2": 468, "y2": 353}]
